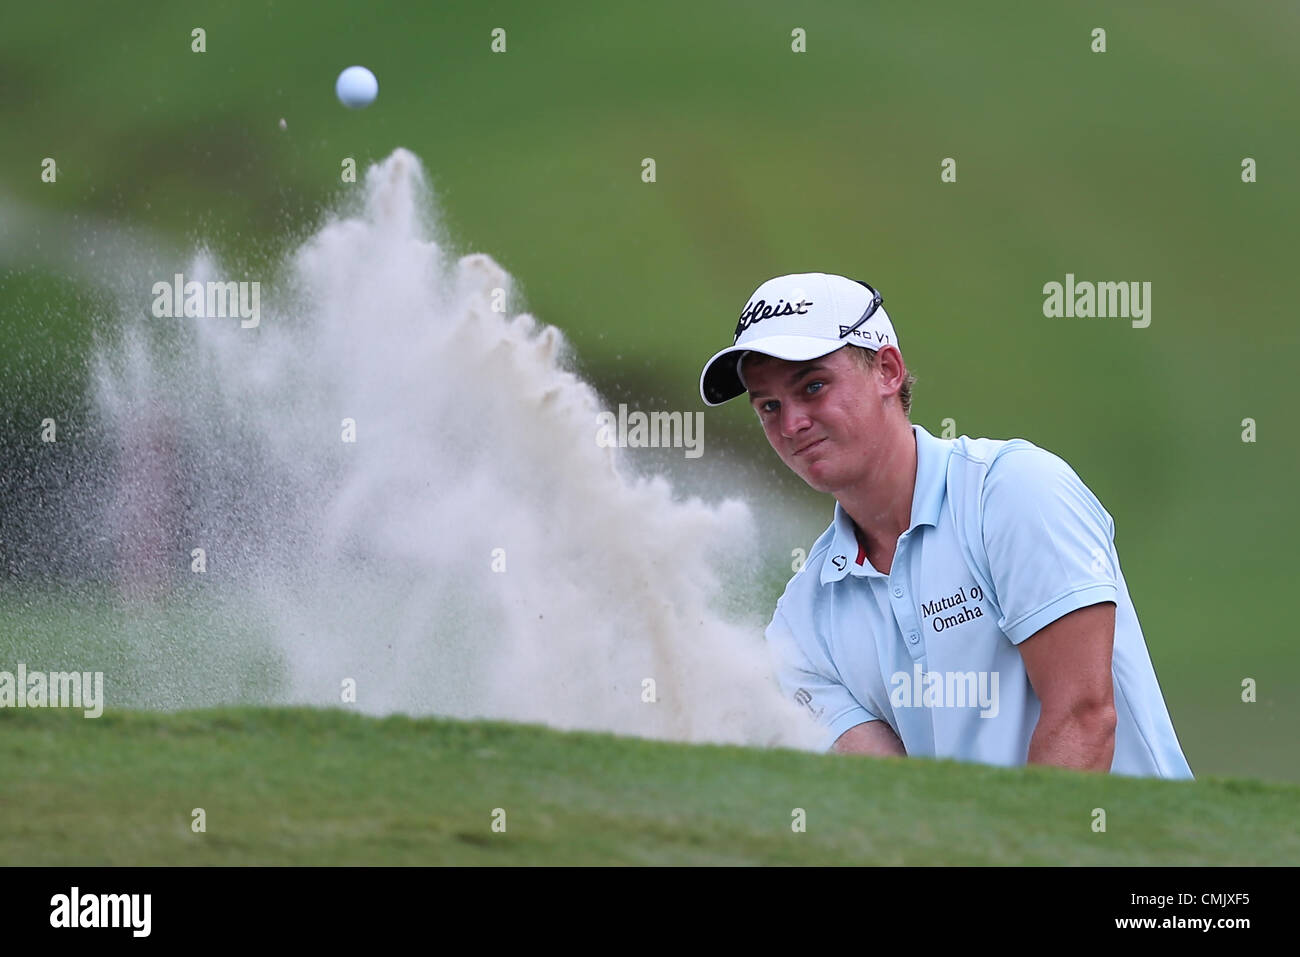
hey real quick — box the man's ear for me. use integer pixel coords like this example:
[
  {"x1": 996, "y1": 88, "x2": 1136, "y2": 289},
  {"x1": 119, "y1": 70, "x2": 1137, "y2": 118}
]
[{"x1": 874, "y1": 345, "x2": 906, "y2": 397}]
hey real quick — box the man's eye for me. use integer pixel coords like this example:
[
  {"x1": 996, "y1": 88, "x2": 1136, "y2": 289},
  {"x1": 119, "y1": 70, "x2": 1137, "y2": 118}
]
[
  {"x1": 760, "y1": 400, "x2": 778, "y2": 414},
  {"x1": 806, "y1": 381, "x2": 824, "y2": 395}
]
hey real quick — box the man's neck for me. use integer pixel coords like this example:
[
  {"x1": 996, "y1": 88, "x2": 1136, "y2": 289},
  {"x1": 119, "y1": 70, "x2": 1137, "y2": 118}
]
[{"x1": 836, "y1": 424, "x2": 918, "y2": 564}]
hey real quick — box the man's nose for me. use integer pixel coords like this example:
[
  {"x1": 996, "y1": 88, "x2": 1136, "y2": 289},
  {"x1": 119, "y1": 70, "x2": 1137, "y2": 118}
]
[{"x1": 779, "y1": 402, "x2": 811, "y2": 437}]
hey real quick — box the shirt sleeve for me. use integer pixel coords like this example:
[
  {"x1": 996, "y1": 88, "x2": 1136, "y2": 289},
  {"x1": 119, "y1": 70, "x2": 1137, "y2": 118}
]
[
  {"x1": 765, "y1": 603, "x2": 881, "y2": 750},
  {"x1": 980, "y1": 446, "x2": 1120, "y2": 645}
]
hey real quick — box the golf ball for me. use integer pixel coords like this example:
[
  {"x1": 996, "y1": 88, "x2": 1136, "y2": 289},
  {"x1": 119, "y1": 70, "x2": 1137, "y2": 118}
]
[{"x1": 335, "y1": 66, "x2": 378, "y2": 109}]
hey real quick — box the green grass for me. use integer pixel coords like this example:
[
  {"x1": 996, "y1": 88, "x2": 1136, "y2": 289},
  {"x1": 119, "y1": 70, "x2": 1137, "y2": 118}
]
[
  {"x1": 4, "y1": 573, "x2": 1297, "y2": 789},
  {"x1": 1, "y1": 706, "x2": 1296, "y2": 865}
]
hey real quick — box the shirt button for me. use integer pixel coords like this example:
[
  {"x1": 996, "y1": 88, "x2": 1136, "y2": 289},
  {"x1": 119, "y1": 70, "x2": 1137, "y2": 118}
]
[
  {"x1": 907, "y1": 632, "x2": 919, "y2": 645},
  {"x1": 893, "y1": 585, "x2": 904, "y2": 598}
]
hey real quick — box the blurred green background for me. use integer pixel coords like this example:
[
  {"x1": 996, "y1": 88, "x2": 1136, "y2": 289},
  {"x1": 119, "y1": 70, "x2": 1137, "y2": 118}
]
[{"x1": 1, "y1": 0, "x2": 1296, "y2": 782}]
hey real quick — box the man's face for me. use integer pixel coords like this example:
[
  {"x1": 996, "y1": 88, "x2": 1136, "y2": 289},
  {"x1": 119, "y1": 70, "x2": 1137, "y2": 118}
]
[{"x1": 741, "y1": 346, "x2": 890, "y2": 494}]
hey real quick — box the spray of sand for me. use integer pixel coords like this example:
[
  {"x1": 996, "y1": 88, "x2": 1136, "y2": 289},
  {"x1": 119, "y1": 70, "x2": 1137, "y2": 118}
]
[{"x1": 88, "y1": 148, "x2": 819, "y2": 750}]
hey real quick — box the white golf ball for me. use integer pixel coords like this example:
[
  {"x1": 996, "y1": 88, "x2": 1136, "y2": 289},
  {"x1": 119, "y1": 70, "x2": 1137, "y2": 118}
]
[{"x1": 335, "y1": 66, "x2": 378, "y2": 109}]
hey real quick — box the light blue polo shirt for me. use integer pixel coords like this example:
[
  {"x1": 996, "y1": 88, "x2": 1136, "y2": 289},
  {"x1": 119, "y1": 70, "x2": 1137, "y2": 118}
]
[{"x1": 766, "y1": 424, "x2": 1193, "y2": 778}]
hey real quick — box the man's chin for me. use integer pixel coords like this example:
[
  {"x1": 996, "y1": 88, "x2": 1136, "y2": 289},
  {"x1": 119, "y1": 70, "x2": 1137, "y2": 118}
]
[{"x1": 795, "y1": 463, "x2": 839, "y2": 494}]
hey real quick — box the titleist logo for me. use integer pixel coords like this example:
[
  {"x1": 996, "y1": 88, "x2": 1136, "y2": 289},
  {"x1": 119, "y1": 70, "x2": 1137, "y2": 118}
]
[{"x1": 733, "y1": 297, "x2": 813, "y2": 341}]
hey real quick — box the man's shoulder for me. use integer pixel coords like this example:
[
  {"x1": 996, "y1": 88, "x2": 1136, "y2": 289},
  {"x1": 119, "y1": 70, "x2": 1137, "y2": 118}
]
[
  {"x1": 951, "y1": 433, "x2": 1113, "y2": 540},
  {"x1": 945, "y1": 433, "x2": 1088, "y2": 500},
  {"x1": 947, "y1": 432, "x2": 1045, "y2": 473}
]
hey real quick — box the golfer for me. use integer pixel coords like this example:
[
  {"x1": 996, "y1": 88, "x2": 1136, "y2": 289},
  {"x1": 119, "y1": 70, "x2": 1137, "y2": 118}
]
[{"x1": 699, "y1": 272, "x2": 1192, "y2": 777}]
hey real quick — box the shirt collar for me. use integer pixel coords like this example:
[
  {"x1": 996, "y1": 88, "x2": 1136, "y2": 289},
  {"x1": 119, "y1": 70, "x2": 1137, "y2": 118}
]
[{"x1": 819, "y1": 424, "x2": 952, "y2": 584}]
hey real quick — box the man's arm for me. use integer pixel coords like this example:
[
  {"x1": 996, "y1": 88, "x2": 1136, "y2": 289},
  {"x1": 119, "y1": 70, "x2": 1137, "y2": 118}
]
[
  {"x1": 831, "y1": 719, "x2": 907, "y2": 757},
  {"x1": 765, "y1": 606, "x2": 893, "y2": 753},
  {"x1": 1018, "y1": 601, "x2": 1118, "y2": 771}
]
